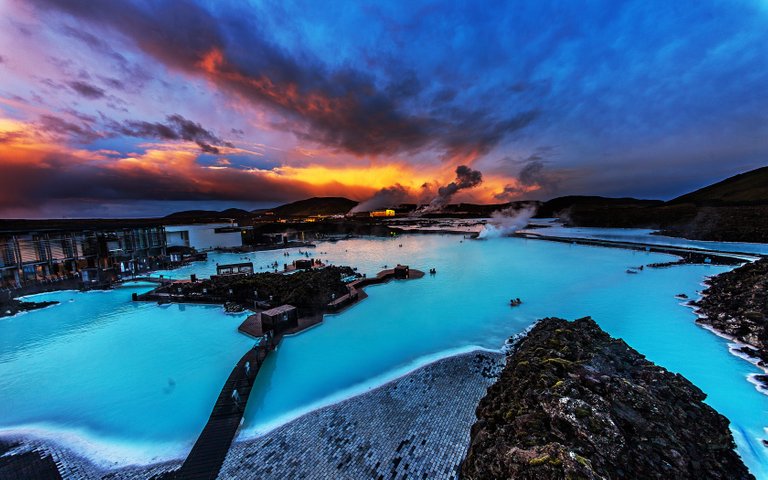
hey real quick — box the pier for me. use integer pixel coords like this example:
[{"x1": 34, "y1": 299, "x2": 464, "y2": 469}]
[
  {"x1": 515, "y1": 232, "x2": 756, "y2": 264},
  {"x1": 128, "y1": 276, "x2": 173, "y2": 284},
  {"x1": 169, "y1": 337, "x2": 274, "y2": 480}
]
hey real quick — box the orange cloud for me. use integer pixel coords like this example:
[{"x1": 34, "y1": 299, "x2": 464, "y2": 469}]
[{"x1": 0, "y1": 115, "x2": 534, "y2": 217}]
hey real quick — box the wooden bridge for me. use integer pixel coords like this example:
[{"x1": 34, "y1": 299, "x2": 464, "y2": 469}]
[
  {"x1": 128, "y1": 276, "x2": 173, "y2": 284},
  {"x1": 168, "y1": 337, "x2": 274, "y2": 480}
]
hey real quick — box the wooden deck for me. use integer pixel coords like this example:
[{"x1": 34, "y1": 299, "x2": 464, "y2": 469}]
[
  {"x1": 170, "y1": 341, "x2": 272, "y2": 480},
  {"x1": 282, "y1": 313, "x2": 323, "y2": 335},
  {"x1": 237, "y1": 313, "x2": 264, "y2": 338},
  {"x1": 238, "y1": 312, "x2": 324, "y2": 339}
]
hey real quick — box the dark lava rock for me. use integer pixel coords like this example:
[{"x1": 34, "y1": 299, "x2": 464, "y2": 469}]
[
  {"x1": 694, "y1": 258, "x2": 768, "y2": 368},
  {"x1": 460, "y1": 317, "x2": 753, "y2": 480},
  {"x1": 0, "y1": 299, "x2": 59, "y2": 318},
  {"x1": 224, "y1": 301, "x2": 245, "y2": 313}
]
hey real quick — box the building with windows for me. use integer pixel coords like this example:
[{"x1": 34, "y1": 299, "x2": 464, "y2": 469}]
[
  {"x1": 0, "y1": 225, "x2": 167, "y2": 289},
  {"x1": 165, "y1": 223, "x2": 243, "y2": 251}
]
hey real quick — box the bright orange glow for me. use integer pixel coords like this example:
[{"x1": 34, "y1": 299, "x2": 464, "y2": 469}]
[
  {"x1": 269, "y1": 163, "x2": 424, "y2": 191},
  {"x1": 0, "y1": 115, "x2": 538, "y2": 215},
  {"x1": 196, "y1": 48, "x2": 351, "y2": 127},
  {"x1": 197, "y1": 48, "x2": 225, "y2": 73}
]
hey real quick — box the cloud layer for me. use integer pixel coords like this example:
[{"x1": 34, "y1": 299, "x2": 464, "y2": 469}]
[{"x1": 1, "y1": 0, "x2": 767, "y2": 217}]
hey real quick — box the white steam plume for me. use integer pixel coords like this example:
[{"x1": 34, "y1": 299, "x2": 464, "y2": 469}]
[
  {"x1": 349, "y1": 184, "x2": 409, "y2": 214},
  {"x1": 478, "y1": 204, "x2": 537, "y2": 239}
]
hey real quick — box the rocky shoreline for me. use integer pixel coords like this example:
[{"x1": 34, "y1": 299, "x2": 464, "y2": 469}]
[
  {"x1": 461, "y1": 317, "x2": 753, "y2": 479},
  {"x1": 0, "y1": 298, "x2": 59, "y2": 319},
  {"x1": 691, "y1": 258, "x2": 768, "y2": 388}
]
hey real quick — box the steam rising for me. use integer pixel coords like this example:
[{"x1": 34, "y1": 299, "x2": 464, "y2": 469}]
[
  {"x1": 478, "y1": 204, "x2": 538, "y2": 238},
  {"x1": 419, "y1": 165, "x2": 483, "y2": 213},
  {"x1": 349, "y1": 184, "x2": 410, "y2": 213}
]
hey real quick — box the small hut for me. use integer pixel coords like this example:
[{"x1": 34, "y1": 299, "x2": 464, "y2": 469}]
[
  {"x1": 216, "y1": 262, "x2": 253, "y2": 276},
  {"x1": 294, "y1": 259, "x2": 313, "y2": 270},
  {"x1": 261, "y1": 304, "x2": 298, "y2": 334},
  {"x1": 394, "y1": 264, "x2": 410, "y2": 279}
]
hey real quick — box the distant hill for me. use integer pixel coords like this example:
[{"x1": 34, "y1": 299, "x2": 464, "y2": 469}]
[
  {"x1": 163, "y1": 208, "x2": 251, "y2": 223},
  {"x1": 541, "y1": 166, "x2": 768, "y2": 242},
  {"x1": 438, "y1": 201, "x2": 539, "y2": 216},
  {"x1": 258, "y1": 197, "x2": 358, "y2": 216},
  {"x1": 668, "y1": 166, "x2": 768, "y2": 206},
  {"x1": 535, "y1": 196, "x2": 663, "y2": 218}
]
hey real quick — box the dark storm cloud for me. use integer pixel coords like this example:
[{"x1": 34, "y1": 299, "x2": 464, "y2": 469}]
[
  {"x1": 35, "y1": 112, "x2": 232, "y2": 153},
  {"x1": 441, "y1": 110, "x2": 539, "y2": 160},
  {"x1": 38, "y1": 114, "x2": 103, "y2": 143},
  {"x1": 29, "y1": 0, "x2": 537, "y2": 158},
  {"x1": 0, "y1": 152, "x2": 322, "y2": 212},
  {"x1": 114, "y1": 114, "x2": 233, "y2": 154},
  {"x1": 518, "y1": 160, "x2": 546, "y2": 186},
  {"x1": 68, "y1": 80, "x2": 106, "y2": 98}
]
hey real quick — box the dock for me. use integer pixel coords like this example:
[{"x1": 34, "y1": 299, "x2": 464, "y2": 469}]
[
  {"x1": 238, "y1": 313, "x2": 265, "y2": 337},
  {"x1": 169, "y1": 339, "x2": 273, "y2": 480},
  {"x1": 128, "y1": 276, "x2": 174, "y2": 284},
  {"x1": 514, "y1": 232, "x2": 754, "y2": 264},
  {"x1": 238, "y1": 312, "x2": 324, "y2": 339}
]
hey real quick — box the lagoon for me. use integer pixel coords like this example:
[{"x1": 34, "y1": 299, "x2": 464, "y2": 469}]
[{"x1": 0, "y1": 234, "x2": 766, "y2": 477}]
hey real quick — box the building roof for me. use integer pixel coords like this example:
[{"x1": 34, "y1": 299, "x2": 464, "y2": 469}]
[
  {"x1": 262, "y1": 304, "x2": 296, "y2": 316},
  {"x1": 217, "y1": 262, "x2": 253, "y2": 269}
]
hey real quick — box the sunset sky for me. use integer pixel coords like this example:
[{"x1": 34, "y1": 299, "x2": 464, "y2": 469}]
[{"x1": 1, "y1": 0, "x2": 767, "y2": 218}]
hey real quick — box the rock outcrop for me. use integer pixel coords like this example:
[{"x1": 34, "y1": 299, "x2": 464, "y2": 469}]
[
  {"x1": 693, "y1": 258, "x2": 768, "y2": 369},
  {"x1": 0, "y1": 299, "x2": 59, "y2": 318},
  {"x1": 461, "y1": 317, "x2": 753, "y2": 479}
]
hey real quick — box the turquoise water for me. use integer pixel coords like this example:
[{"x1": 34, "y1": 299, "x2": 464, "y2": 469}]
[
  {"x1": 0, "y1": 235, "x2": 766, "y2": 476},
  {"x1": 242, "y1": 235, "x2": 768, "y2": 477},
  {"x1": 0, "y1": 283, "x2": 254, "y2": 465},
  {"x1": 523, "y1": 224, "x2": 768, "y2": 256}
]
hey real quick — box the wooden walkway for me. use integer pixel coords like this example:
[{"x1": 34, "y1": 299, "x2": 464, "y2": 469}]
[
  {"x1": 162, "y1": 266, "x2": 424, "y2": 479},
  {"x1": 129, "y1": 276, "x2": 173, "y2": 284},
  {"x1": 170, "y1": 340, "x2": 272, "y2": 480}
]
